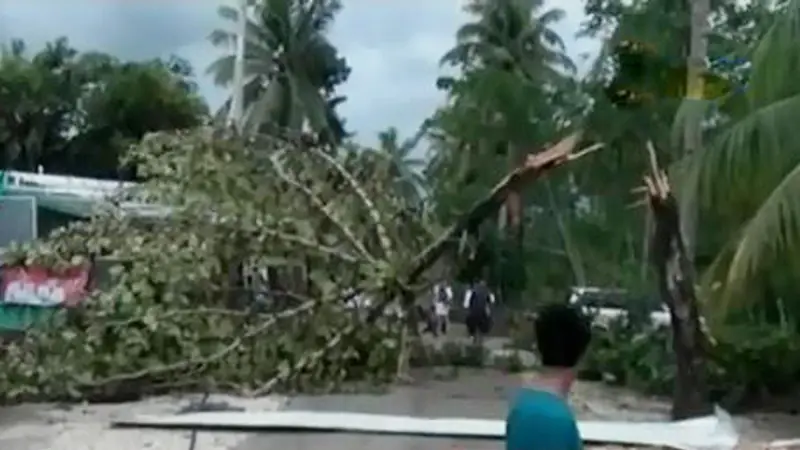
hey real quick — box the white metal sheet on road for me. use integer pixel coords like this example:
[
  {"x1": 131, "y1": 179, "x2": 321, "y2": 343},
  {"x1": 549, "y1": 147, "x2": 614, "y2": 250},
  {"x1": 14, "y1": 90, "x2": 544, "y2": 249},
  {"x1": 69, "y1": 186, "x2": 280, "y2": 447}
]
[
  {"x1": 110, "y1": 367, "x2": 739, "y2": 450},
  {"x1": 114, "y1": 408, "x2": 739, "y2": 450},
  {"x1": 116, "y1": 411, "x2": 737, "y2": 450}
]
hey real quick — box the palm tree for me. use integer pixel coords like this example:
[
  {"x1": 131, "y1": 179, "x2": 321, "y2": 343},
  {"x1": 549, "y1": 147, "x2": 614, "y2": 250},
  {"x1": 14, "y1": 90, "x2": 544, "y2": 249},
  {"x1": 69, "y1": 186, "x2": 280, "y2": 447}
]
[
  {"x1": 439, "y1": 0, "x2": 574, "y2": 238},
  {"x1": 687, "y1": 1, "x2": 800, "y2": 301},
  {"x1": 374, "y1": 125, "x2": 428, "y2": 203},
  {"x1": 0, "y1": 38, "x2": 79, "y2": 171},
  {"x1": 440, "y1": 0, "x2": 575, "y2": 79},
  {"x1": 207, "y1": 0, "x2": 350, "y2": 141}
]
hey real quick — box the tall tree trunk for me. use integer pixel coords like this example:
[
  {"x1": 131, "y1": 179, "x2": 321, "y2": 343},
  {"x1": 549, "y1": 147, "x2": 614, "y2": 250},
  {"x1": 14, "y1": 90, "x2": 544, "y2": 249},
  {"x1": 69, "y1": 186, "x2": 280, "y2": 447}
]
[
  {"x1": 645, "y1": 143, "x2": 710, "y2": 420},
  {"x1": 505, "y1": 142, "x2": 526, "y2": 304},
  {"x1": 227, "y1": 0, "x2": 248, "y2": 129},
  {"x1": 546, "y1": 178, "x2": 586, "y2": 286},
  {"x1": 640, "y1": 209, "x2": 652, "y2": 282},
  {"x1": 505, "y1": 190, "x2": 521, "y2": 230},
  {"x1": 681, "y1": 0, "x2": 710, "y2": 261}
]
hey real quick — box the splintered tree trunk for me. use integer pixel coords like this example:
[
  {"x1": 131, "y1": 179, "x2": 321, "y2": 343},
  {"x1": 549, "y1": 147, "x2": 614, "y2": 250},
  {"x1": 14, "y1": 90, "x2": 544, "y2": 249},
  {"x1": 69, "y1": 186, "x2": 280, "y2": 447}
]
[
  {"x1": 645, "y1": 143, "x2": 711, "y2": 420},
  {"x1": 406, "y1": 133, "x2": 600, "y2": 284}
]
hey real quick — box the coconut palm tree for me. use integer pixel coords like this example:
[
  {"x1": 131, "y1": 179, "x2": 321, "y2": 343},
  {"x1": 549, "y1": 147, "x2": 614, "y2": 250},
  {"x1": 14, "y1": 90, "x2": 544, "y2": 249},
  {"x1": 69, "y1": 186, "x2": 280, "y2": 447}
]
[
  {"x1": 374, "y1": 124, "x2": 429, "y2": 202},
  {"x1": 687, "y1": 0, "x2": 800, "y2": 300},
  {"x1": 207, "y1": 0, "x2": 350, "y2": 142},
  {"x1": 439, "y1": 0, "x2": 575, "y2": 238},
  {"x1": 440, "y1": 0, "x2": 575, "y2": 79}
]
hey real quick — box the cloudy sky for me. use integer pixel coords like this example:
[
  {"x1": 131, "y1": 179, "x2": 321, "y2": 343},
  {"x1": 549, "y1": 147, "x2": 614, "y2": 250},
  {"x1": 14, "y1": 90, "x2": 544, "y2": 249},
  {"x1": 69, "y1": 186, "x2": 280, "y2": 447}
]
[{"x1": 0, "y1": 0, "x2": 599, "y2": 146}]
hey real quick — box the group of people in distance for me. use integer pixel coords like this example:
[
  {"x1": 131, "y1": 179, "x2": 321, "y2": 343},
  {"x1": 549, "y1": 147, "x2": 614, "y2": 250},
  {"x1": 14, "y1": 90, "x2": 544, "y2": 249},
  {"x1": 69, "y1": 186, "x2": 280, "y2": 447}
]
[
  {"x1": 427, "y1": 279, "x2": 592, "y2": 450},
  {"x1": 426, "y1": 279, "x2": 496, "y2": 342}
]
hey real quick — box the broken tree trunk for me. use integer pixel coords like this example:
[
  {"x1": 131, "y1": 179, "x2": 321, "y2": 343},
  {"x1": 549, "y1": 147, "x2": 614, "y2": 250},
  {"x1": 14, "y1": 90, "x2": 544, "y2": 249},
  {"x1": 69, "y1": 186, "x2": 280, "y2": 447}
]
[
  {"x1": 364, "y1": 132, "x2": 602, "y2": 381},
  {"x1": 406, "y1": 132, "x2": 601, "y2": 284},
  {"x1": 643, "y1": 141, "x2": 711, "y2": 420},
  {"x1": 370, "y1": 133, "x2": 600, "y2": 316}
]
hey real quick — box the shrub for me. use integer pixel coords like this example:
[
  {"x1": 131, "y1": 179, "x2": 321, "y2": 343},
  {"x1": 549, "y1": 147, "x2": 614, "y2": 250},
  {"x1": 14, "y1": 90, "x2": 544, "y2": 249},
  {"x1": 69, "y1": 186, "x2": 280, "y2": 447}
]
[{"x1": 581, "y1": 316, "x2": 800, "y2": 409}]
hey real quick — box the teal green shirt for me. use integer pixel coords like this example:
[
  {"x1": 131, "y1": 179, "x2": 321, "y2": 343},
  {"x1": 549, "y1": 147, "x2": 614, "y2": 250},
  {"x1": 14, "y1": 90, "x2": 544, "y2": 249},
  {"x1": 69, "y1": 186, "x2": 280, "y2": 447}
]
[{"x1": 506, "y1": 388, "x2": 581, "y2": 450}]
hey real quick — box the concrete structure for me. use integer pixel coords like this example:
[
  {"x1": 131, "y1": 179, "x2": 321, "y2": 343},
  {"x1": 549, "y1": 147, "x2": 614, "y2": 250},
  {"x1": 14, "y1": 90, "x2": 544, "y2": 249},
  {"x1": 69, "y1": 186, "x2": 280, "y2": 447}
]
[
  {"x1": 0, "y1": 196, "x2": 37, "y2": 247},
  {"x1": 1, "y1": 170, "x2": 168, "y2": 224}
]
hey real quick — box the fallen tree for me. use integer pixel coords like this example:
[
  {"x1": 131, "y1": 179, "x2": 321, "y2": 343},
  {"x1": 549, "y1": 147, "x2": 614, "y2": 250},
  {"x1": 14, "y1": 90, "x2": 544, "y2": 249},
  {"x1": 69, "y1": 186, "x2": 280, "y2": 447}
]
[{"x1": 0, "y1": 128, "x2": 600, "y2": 402}]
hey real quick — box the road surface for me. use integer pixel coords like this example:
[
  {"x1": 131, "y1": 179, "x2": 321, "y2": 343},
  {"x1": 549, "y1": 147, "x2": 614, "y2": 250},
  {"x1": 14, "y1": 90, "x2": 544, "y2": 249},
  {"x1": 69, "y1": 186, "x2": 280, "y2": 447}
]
[
  {"x1": 0, "y1": 370, "x2": 796, "y2": 449},
  {"x1": 1, "y1": 337, "x2": 797, "y2": 450},
  {"x1": 230, "y1": 368, "x2": 799, "y2": 450},
  {"x1": 231, "y1": 368, "x2": 669, "y2": 450}
]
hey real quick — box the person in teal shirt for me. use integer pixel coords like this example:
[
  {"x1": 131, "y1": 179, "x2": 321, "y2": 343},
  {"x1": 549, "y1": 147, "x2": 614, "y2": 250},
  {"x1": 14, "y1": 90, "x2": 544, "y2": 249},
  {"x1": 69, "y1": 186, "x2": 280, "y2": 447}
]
[{"x1": 506, "y1": 303, "x2": 592, "y2": 450}]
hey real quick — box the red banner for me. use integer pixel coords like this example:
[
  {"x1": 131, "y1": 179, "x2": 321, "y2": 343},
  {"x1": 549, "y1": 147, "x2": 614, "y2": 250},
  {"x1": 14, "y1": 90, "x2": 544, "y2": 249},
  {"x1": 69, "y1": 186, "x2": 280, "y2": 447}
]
[{"x1": 0, "y1": 265, "x2": 91, "y2": 307}]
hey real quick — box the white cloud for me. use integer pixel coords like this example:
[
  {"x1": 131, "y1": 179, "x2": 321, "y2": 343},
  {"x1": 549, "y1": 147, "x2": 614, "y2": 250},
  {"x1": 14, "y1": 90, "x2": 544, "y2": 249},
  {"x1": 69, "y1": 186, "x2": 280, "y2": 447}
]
[
  {"x1": 329, "y1": 5, "x2": 465, "y2": 143},
  {"x1": 0, "y1": 0, "x2": 599, "y2": 146}
]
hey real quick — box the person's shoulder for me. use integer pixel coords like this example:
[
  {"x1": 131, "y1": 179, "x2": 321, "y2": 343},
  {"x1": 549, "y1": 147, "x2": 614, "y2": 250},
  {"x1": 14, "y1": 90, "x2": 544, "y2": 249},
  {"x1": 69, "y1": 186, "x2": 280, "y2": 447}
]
[
  {"x1": 509, "y1": 389, "x2": 577, "y2": 423},
  {"x1": 507, "y1": 390, "x2": 580, "y2": 450}
]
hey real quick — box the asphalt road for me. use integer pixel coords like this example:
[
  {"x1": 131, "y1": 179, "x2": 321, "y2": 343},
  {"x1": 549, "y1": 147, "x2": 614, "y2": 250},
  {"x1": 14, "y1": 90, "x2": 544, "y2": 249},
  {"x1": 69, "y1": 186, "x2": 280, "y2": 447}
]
[
  {"x1": 229, "y1": 330, "x2": 536, "y2": 450},
  {"x1": 4, "y1": 366, "x2": 797, "y2": 448}
]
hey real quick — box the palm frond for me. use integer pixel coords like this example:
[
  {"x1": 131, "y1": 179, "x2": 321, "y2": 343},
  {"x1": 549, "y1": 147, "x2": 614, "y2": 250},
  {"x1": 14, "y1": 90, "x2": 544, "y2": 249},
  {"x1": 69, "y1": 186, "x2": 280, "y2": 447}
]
[
  {"x1": 439, "y1": 43, "x2": 482, "y2": 66},
  {"x1": 296, "y1": 0, "x2": 341, "y2": 36},
  {"x1": 536, "y1": 8, "x2": 566, "y2": 26},
  {"x1": 455, "y1": 22, "x2": 493, "y2": 43},
  {"x1": 725, "y1": 161, "x2": 800, "y2": 292},
  {"x1": 695, "y1": 94, "x2": 800, "y2": 206},
  {"x1": 745, "y1": 0, "x2": 800, "y2": 108},
  {"x1": 208, "y1": 29, "x2": 236, "y2": 49},
  {"x1": 205, "y1": 54, "x2": 235, "y2": 86},
  {"x1": 242, "y1": 78, "x2": 283, "y2": 134},
  {"x1": 685, "y1": 2, "x2": 800, "y2": 304},
  {"x1": 262, "y1": 0, "x2": 293, "y2": 48},
  {"x1": 205, "y1": 54, "x2": 273, "y2": 87},
  {"x1": 213, "y1": 5, "x2": 276, "y2": 50},
  {"x1": 292, "y1": 71, "x2": 331, "y2": 133}
]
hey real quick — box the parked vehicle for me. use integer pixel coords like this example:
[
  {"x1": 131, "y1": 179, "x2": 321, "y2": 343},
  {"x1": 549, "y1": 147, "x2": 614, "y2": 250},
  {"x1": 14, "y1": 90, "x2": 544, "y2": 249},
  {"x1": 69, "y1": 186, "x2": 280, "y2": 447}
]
[{"x1": 566, "y1": 286, "x2": 670, "y2": 330}]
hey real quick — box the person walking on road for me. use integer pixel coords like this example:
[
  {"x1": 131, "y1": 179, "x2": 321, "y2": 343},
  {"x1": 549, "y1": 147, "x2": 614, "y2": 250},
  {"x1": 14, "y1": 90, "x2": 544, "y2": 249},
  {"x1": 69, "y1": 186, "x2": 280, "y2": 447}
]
[
  {"x1": 463, "y1": 279, "x2": 495, "y2": 345},
  {"x1": 430, "y1": 281, "x2": 453, "y2": 336}
]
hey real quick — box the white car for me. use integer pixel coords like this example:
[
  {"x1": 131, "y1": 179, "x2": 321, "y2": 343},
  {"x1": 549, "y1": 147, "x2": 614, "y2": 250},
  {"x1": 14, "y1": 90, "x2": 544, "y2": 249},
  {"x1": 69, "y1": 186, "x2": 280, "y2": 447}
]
[{"x1": 567, "y1": 287, "x2": 671, "y2": 330}]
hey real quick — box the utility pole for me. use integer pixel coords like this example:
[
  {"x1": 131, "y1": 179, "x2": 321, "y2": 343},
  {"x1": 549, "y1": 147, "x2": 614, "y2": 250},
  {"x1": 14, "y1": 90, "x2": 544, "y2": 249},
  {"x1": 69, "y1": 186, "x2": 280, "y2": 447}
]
[{"x1": 228, "y1": 0, "x2": 248, "y2": 130}]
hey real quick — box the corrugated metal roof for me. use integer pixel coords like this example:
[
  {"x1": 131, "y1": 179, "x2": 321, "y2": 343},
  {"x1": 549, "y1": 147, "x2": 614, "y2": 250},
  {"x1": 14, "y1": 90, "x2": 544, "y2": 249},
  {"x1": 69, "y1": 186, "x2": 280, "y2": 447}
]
[{"x1": 1, "y1": 171, "x2": 170, "y2": 219}]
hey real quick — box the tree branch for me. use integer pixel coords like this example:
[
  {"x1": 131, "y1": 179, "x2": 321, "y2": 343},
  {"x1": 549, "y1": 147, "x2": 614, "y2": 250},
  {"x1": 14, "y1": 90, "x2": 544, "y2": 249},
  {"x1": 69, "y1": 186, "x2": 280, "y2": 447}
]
[{"x1": 406, "y1": 132, "x2": 602, "y2": 283}]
